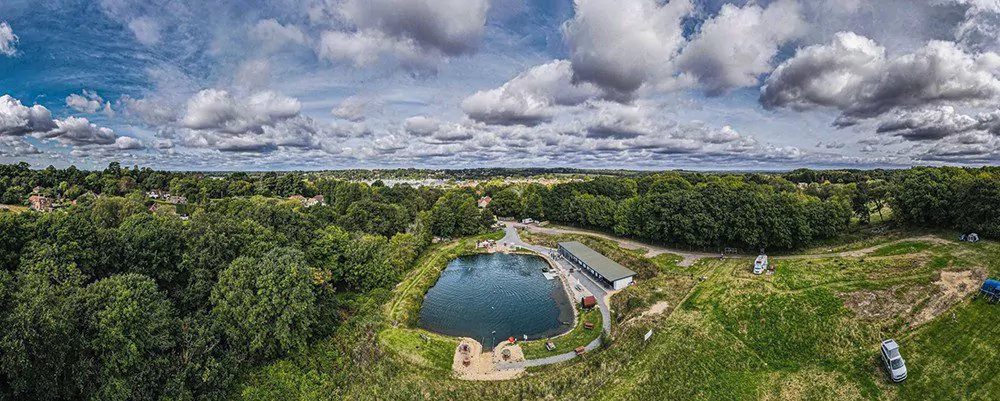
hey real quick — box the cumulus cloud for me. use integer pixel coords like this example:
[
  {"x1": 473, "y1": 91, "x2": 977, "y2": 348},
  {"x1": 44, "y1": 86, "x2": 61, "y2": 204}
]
[
  {"x1": 337, "y1": 0, "x2": 489, "y2": 56},
  {"x1": 0, "y1": 21, "x2": 16, "y2": 57},
  {"x1": 181, "y1": 89, "x2": 301, "y2": 134},
  {"x1": 676, "y1": 0, "x2": 806, "y2": 95},
  {"x1": 114, "y1": 136, "x2": 145, "y2": 150},
  {"x1": 874, "y1": 106, "x2": 981, "y2": 141},
  {"x1": 66, "y1": 90, "x2": 114, "y2": 116},
  {"x1": 36, "y1": 116, "x2": 118, "y2": 146},
  {"x1": 952, "y1": 0, "x2": 1000, "y2": 52},
  {"x1": 762, "y1": 33, "x2": 1000, "y2": 122},
  {"x1": 318, "y1": 0, "x2": 489, "y2": 69},
  {"x1": 562, "y1": 0, "x2": 693, "y2": 97},
  {"x1": 0, "y1": 137, "x2": 41, "y2": 157},
  {"x1": 0, "y1": 95, "x2": 56, "y2": 136},
  {"x1": 561, "y1": 0, "x2": 805, "y2": 98},
  {"x1": 462, "y1": 60, "x2": 605, "y2": 126},
  {"x1": 161, "y1": 89, "x2": 358, "y2": 153},
  {"x1": 582, "y1": 102, "x2": 652, "y2": 139},
  {"x1": 404, "y1": 116, "x2": 441, "y2": 136}
]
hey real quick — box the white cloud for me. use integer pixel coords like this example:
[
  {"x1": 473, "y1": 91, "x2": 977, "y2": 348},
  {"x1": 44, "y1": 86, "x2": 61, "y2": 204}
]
[
  {"x1": 0, "y1": 95, "x2": 56, "y2": 136},
  {"x1": 181, "y1": 89, "x2": 301, "y2": 134},
  {"x1": 66, "y1": 90, "x2": 113, "y2": 116},
  {"x1": 36, "y1": 116, "x2": 117, "y2": 146},
  {"x1": 0, "y1": 21, "x2": 17, "y2": 57},
  {"x1": 676, "y1": 0, "x2": 806, "y2": 95},
  {"x1": 115, "y1": 136, "x2": 145, "y2": 150},
  {"x1": 128, "y1": 16, "x2": 162, "y2": 46},
  {"x1": 562, "y1": 0, "x2": 693, "y2": 97},
  {"x1": 762, "y1": 33, "x2": 1000, "y2": 122},
  {"x1": 337, "y1": 0, "x2": 489, "y2": 56},
  {"x1": 462, "y1": 60, "x2": 605, "y2": 126},
  {"x1": 317, "y1": 0, "x2": 490, "y2": 70},
  {"x1": 252, "y1": 19, "x2": 307, "y2": 52},
  {"x1": 332, "y1": 97, "x2": 372, "y2": 122},
  {"x1": 404, "y1": 116, "x2": 441, "y2": 136}
]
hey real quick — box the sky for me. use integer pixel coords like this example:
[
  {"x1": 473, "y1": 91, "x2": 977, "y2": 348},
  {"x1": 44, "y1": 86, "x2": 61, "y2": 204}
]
[{"x1": 2, "y1": 0, "x2": 1000, "y2": 171}]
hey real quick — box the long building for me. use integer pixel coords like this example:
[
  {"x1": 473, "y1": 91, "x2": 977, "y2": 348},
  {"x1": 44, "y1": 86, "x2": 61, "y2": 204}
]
[{"x1": 557, "y1": 241, "x2": 637, "y2": 290}]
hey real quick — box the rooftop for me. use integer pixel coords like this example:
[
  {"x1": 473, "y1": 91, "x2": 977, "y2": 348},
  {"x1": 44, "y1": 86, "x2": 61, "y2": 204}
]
[{"x1": 558, "y1": 241, "x2": 637, "y2": 282}]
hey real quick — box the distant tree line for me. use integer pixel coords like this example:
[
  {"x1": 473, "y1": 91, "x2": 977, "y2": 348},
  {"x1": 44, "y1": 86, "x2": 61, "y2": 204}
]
[{"x1": 484, "y1": 167, "x2": 1000, "y2": 250}]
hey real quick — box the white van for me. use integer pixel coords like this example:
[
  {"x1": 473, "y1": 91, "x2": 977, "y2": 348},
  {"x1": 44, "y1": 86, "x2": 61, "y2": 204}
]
[{"x1": 753, "y1": 255, "x2": 768, "y2": 275}]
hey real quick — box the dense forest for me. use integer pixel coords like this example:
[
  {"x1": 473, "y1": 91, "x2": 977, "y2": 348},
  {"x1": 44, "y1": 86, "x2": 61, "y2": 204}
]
[{"x1": 0, "y1": 163, "x2": 997, "y2": 399}]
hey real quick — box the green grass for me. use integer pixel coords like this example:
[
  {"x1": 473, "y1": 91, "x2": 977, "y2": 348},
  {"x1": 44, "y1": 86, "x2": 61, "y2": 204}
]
[
  {"x1": 379, "y1": 328, "x2": 458, "y2": 372},
  {"x1": 520, "y1": 307, "x2": 602, "y2": 359},
  {"x1": 870, "y1": 241, "x2": 933, "y2": 257}
]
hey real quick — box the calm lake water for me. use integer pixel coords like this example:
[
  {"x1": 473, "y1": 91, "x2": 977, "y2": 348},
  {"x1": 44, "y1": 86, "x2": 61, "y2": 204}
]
[{"x1": 418, "y1": 253, "x2": 574, "y2": 349}]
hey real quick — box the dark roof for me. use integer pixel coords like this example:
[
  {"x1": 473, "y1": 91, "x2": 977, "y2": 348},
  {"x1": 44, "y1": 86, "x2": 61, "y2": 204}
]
[{"x1": 558, "y1": 241, "x2": 636, "y2": 282}]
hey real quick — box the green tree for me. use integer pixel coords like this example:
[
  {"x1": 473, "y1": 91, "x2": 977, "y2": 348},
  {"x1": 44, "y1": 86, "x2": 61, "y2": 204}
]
[
  {"x1": 211, "y1": 248, "x2": 316, "y2": 360},
  {"x1": 488, "y1": 188, "x2": 523, "y2": 218},
  {"x1": 74, "y1": 273, "x2": 179, "y2": 401}
]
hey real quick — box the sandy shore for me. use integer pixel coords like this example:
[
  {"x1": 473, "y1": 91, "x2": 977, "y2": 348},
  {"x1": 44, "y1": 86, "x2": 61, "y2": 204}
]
[{"x1": 452, "y1": 338, "x2": 526, "y2": 381}]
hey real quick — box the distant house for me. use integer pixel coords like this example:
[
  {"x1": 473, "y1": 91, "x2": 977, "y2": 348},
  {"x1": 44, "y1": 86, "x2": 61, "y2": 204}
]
[
  {"x1": 306, "y1": 195, "x2": 325, "y2": 207},
  {"x1": 167, "y1": 196, "x2": 188, "y2": 204},
  {"x1": 581, "y1": 295, "x2": 597, "y2": 309},
  {"x1": 149, "y1": 203, "x2": 160, "y2": 213},
  {"x1": 289, "y1": 195, "x2": 307, "y2": 203},
  {"x1": 148, "y1": 189, "x2": 168, "y2": 199},
  {"x1": 477, "y1": 196, "x2": 492, "y2": 208},
  {"x1": 28, "y1": 195, "x2": 52, "y2": 212}
]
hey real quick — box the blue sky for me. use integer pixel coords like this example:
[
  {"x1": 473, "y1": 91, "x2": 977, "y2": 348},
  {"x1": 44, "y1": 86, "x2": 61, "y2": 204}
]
[{"x1": 2, "y1": 0, "x2": 1000, "y2": 170}]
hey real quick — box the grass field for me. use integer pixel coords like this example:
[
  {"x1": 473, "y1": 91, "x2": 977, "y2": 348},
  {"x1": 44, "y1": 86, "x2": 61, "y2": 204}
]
[{"x1": 242, "y1": 230, "x2": 1000, "y2": 400}]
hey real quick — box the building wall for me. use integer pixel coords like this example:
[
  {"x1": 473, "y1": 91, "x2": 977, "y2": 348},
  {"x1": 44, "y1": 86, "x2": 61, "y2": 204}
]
[{"x1": 612, "y1": 276, "x2": 633, "y2": 290}]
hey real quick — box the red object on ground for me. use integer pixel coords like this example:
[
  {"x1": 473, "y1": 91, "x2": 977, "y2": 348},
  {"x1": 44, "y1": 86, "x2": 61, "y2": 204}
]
[
  {"x1": 581, "y1": 295, "x2": 597, "y2": 309},
  {"x1": 584, "y1": 322, "x2": 595, "y2": 329},
  {"x1": 575, "y1": 346, "x2": 586, "y2": 355},
  {"x1": 508, "y1": 336, "x2": 515, "y2": 344}
]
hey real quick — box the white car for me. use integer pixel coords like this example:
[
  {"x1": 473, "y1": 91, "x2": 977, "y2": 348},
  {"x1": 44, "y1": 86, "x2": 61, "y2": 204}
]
[{"x1": 880, "y1": 339, "x2": 908, "y2": 382}]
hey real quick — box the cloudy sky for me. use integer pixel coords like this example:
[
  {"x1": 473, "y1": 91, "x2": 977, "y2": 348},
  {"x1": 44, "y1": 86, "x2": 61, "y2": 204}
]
[{"x1": 2, "y1": 0, "x2": 1000, "y2": 170}]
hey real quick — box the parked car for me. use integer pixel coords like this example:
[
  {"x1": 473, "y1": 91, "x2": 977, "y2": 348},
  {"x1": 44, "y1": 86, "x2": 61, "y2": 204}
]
[
  {"x1": 880, "y1": 339, "x2": 908, "y2": 382},
  {"x1": 753, "y1": 254, "x2": 768, "y2": 275}
]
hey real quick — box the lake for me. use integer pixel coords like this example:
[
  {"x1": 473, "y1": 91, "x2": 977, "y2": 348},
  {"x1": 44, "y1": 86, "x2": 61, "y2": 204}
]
[{"x1": 418, "y1": 253, "x2": 574, "y2": 349}]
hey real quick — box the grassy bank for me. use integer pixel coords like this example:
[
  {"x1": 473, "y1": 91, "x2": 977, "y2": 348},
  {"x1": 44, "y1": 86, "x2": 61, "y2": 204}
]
[{"x1": 520, "y1": 307, "x2": 602, "y2": 359}]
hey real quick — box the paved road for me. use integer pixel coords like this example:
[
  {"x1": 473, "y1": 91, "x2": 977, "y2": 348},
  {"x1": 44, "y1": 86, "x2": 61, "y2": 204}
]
[
  {"x1": 507, "y1": 222, "x2": 715, "y2": 267},
  {"x1": 497, "y1": 224, "x2": 608, "y2": 370}
]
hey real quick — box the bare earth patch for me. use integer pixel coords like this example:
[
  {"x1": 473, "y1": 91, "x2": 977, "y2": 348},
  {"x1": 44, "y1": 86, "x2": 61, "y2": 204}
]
[
  {"x1": 841, "y1": 285, "x2": 933, "y2": 320},
  {"x1": 912, "y1": 269, "x2": 987, "y2": 326},
  {"x1": 841, "y1": 269, "x2": 986, "y2": 326}
]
